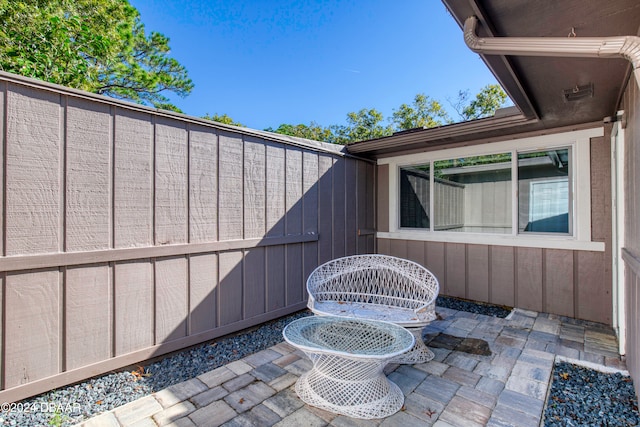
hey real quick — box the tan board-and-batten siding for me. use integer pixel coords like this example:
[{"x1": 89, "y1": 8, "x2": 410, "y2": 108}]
[
  {"x1": 0, "y1": 72, "x2": 376, "y2": 402},
  {"x1": 375, "y1": 130, "x2": 613, "y2": 326}
]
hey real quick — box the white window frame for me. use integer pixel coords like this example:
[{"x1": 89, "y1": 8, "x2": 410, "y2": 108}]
[{"x1": 379, "y1": 127, "x2": 605, "y2": 251}]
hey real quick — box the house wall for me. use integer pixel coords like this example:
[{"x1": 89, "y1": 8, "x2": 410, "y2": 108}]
[
  {"x1": 377, "y1": 133, "x2": 612, "y2": 325},
  {"x1": 620, "y1": 75, "x2": 640, "y2": 398},
  {"x1": 0, "y1": 73, "x2": 376, "y2": 402}
]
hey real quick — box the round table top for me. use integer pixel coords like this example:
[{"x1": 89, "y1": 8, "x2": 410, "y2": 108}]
[{"x1": 283, "y1": 315, "x2": 414, "y2": 360}]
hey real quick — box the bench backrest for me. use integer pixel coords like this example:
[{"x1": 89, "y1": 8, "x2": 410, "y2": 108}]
[{"x1": 307, "y1": 255, "x2": 439, "y2": 310}]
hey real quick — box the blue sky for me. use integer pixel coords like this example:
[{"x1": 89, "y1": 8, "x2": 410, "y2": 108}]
[{"x1": 129, "y1": 0, "x2": 501, "y2": 130}]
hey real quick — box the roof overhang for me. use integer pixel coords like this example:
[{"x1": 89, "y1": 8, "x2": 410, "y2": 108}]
[{"x1": 347, "y1": 0, "x2": 640, "y2": 158}]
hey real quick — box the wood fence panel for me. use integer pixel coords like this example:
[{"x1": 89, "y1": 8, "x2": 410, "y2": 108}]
[
  {"x1": 244, "y1": 247, "x2": 266, "y2": 318},
  {"x1": 266, "y1": 144, "x2": 285, "y2": 237},
  {"x1": 286, "y1": 149, "x2": 304, "y2": 304},
  {"x1": 113, "y1": 110, "x2": 153, "y2": 248},
  {"x1": 366, "y1": 163, "x2": 376, "y2": 253},
  {"x1": 244, "y1": 137, "x2": 266, "y2": 239},
  {"x1": 267, "y1": 246, "x2": 286, "y2": 311},
  {"x1": 332, "y1": 156, "x2": 346, "y2": 259},
  {"x1": 218, "y1": 133, "x2": 244, "y2": 241},
  {"x1": 302, "y1": 152, "x2": 319, "y2": 288},
  {"x1": 0, "y1": 74, "x2": 376, "y2": 402},
  {"x1": 286, "y1": 148, "x2": 303, "y2": 235},
  {"x1": 5, "y1": 85, "x2": 61, "y2": 255},
  {"x1": 318, "y1": 155, "x2": 334, "y2": 263},
  {"x1": 155, "y1": 119, "x2": 188, "y2": 245},
  {"x1": 345, "y1": 159, "x2": 358, "y2": 255},
  {"x1": 188, "y1": 253, "x2": 218, "y2": 334},
  {"x1": 65, "y1": 264, "x2": 111, "y2": 370},
  {"x1": 65, "y1": 99, "x2": 112, "y2": 251},
  {"x1": 114, "y1": 260, "x2": 154, "y2": 355},
  {"x1": 155, "y1": 257, "x2": 188, "y2": 343},
  {"x1": 0, "y1": 83, "x2": 4, "y2": 256},
  {"x1": 5, "y1": 270, "x2": 60, "y2": 388},
  {"x1": 189, "y1": 126, "x2": 218, "y2": 243},
  {"x1": 218, "y1": 251, "x2": 243, "y2": 326}
]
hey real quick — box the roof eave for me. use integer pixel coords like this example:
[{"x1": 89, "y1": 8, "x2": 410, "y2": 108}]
[{"x1": 346, "y1": 112, "x2": 535, "y2": 155}]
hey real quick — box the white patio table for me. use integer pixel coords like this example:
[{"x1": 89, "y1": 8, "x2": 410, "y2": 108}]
[{"x1": 282, "y1": 316, "x2": 414, "y2": 419}]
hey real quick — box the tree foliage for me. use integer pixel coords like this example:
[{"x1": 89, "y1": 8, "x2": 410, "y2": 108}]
[
  {"x1": 452, "y1": 84, "x2": 508, "y2": 121},
  {"x1": 265, "y1": 122, "x2": 333, "y2": 141},
  {"x1": 0, "y1": 0, "x2": 193, "y2": 110},
  {"x1": 264, "y1": 85, "x2": 509, "y2": 145},
  {"x1": 202, "y1": 113, "x2": 244, "y2": 127},
  {"x1": 391, "y1": 93, "x2": 451, "y2": 130},
  {"x1": 331, "y1": 108, "x2": 393, "y2": 144}
]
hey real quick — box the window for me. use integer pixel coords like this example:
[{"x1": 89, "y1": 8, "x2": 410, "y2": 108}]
[
  {"x1": 384, "y1": 128, "x2": 604, "y2": 250},
  {"x1": 518, "y1": 149, "x2": 571, "y2": 234},
  {"x1": 399, "y1": 148, "x2": 572, "y2": 236}
]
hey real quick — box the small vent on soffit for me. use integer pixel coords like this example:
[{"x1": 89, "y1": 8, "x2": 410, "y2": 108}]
[{"x1": 563, "y1": 83, "x2": 594, "y2": 102}]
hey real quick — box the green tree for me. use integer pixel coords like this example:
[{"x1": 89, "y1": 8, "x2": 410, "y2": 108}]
[
  {"x1": 202, "y1": 113, "x2": 244, "y2": 127},
  {"x1": 391, "y1": 93, "x2": 451, "y2": 131},
  {"x1": 453, "y1": 84, "x2": 508, "y2": 121},
  {"x1": 265, "y1": 122, "x2": 334, "y2": 142},
  {"x1": 332, "y1": 108, "x2": 393, "y2": 144},
  {"x1": 0, "y1": 0, "x2": 192, "y2": 110}
]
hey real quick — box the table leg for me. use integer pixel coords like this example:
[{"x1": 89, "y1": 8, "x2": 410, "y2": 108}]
[
  {"x1": 295, "y1": 353, "x2": 404, "y2": 419},
  {"x1": 391, "y1": 327, "x2": 435, "y2": 364}
]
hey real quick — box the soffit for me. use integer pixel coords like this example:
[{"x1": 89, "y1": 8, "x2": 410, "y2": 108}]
[{"x1": 347, "y1": 0, "x2": 640, "y2": 158}]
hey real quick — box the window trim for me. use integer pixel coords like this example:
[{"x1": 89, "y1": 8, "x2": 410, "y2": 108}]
[{"x1": 379, "y1": 127, "x2": 605, "y2": 252}]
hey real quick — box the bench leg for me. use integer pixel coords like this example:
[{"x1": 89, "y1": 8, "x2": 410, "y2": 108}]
[{"x1": 391, "y1": 327, "x2": 434, "y2": 364}]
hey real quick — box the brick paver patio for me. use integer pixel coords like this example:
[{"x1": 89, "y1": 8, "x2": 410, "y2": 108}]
[{"x1": 76, "y1": 307, "x2": 625, "y2": 427}]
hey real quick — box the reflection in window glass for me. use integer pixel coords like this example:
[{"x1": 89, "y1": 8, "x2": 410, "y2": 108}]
[
  {"x1": 433, "y1": 153, "x2": 512, "y2": 233},
  {"x1": 518, "y1": 149, "x2": 571, "y2": 234},
  {"x1": 400, "y1": 165, "x2": 430, "y2": 228}
]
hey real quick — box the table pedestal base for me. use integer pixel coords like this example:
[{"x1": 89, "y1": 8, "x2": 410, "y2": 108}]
[
  {"x1": 294, "y1": 354, "x2": 404, "y2": 419},
  {"x1": 392, "y1": 327, "x2": 435, "y2": 364}
]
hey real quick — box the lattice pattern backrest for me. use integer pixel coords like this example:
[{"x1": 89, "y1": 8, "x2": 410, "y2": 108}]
[{"x1": 308, "y1": 255, "x2": 439, "y2": 309}]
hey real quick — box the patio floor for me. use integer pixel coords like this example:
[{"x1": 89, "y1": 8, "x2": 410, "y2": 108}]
[{"x1": 76, "y1": 306, "x2": 624, "y2": 427}]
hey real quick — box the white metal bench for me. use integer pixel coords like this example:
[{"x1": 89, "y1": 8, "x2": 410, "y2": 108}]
[{"x1": 306, "y1": 254, "x2": 440, "y2": 363}]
